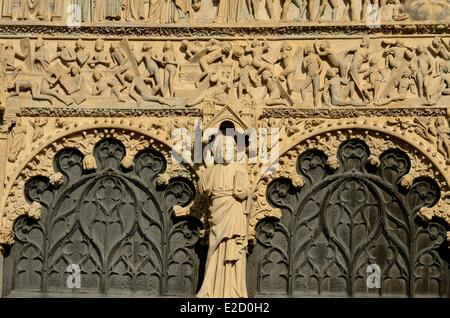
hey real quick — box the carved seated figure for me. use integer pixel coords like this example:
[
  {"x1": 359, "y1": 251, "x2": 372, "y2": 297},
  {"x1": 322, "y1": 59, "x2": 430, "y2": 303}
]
[
  {"x1": 262, "y1": 70, "x2": 289, "y2": 106},
  {"x1": 88, "y1": 39, "x2": 111, "y2": 69},
  {"x1": 92, "y1": 71, "x2": 126, "y2": 102},
  {"x1": 323, "y1": 68, "x2": 367, "y2": 107},
  {"x1": 375, "y1": 68, "x2": 416, "y2": 106},
  {"x1": 428, "y1": 64, "x2": 450, "y2": 104},
  {"x1": 186, "y1": 66, "x2": 231, "y2": 107},
  {"x1": 121, "y1": 70, "x2": 180, "y2": 107}
]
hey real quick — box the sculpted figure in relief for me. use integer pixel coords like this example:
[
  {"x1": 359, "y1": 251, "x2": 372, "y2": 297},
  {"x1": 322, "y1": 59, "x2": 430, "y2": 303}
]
[
  {"x1": 317, "y1": 0, "x2": 339, "y2": 21},
  {"x1": 139, "y1": 43, "x2": 163, "y2": 96},
  {"x1": 120, "y1": 69, "x2": 180, "y2": 107},
  {"x1": 362, "y1": 0, "x2": 386, "y2": 21},
  {"x1": 245, "y1": 39, "x2": 272, "y2": 74},
  {"x1": 299, "y1": 45, "x2": 322, "y2": 106},
  {"x1": 233, "y1": 47, "x2": 258, "y2": 99},
  {"x1": 344, "y1": 37, "x2": 372, "y2": 102},
  {"x1": 88, "y1": 38, "x2": 111, "y2": 69},
  {"x1": 93, "y1": 0, "x2": 105, "y2": 21},
  {"x1": 276, "y1": 41, "x2": 300, "y2": 94},
  {"x1": 413, "y1": 44, "x2": 434, "y2": 102},
  {"x1": 33, "y1": 37, "x2": 50, "y2": 72},
  {"x1": 194, "y1": 133, "x2": 250, "y2": 298},
  {"x1": 162, "y1": 41, "x2": 178, "y2": 98},
  {"x1": 92, "y1": 71, "x2": 126, "y2": 102},
  {"x1": 381, "y1": 39, "x2": 414, "y2": 98},
  {"x1": 124, "y1": 0, "x2": 146, "y2": 21},
  {"x1": 18, "y1": 0, "x2": 49, "y2": 20},
  {"x1": 8, "y1": 119, "x2": 27, "y2": 162},
  {"x1": 75, "y1": 39, "x2": 90, "y2": 68},
  {"x1": 262, "y1": 70, "x2": 289, "y2": 106},
  {"x1": 323, "y1": 67, "x2": 367, "y2": 107},
  {"x1": 51, "y1": 42, "x2": 77, "y2": 67},
  {"x1": 432, "y1": 117, "x2": 450, "y2": 164},
  {"x1": 375, "y1": 68, "x2": 416, "y2": 106}
]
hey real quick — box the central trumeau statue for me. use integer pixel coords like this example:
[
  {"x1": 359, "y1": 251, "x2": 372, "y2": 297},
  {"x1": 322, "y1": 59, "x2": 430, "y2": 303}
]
[{"x1": 195, "y1": 133, "x2": 251, "y2": 298}]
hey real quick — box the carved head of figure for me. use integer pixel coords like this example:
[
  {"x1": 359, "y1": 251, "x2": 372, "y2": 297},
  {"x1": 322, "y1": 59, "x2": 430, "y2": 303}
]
[
  {"x1": 5, "y1": 42, "x2": 13, "y2": 51},
  {"x1": 432, "y1": 37, "x2": 442, "y2": 47},
  {"x1": 35, "y1": 37, "x2": 45, "y2": 49},
  {"x1": 142, "y1": 42, "x2": 153, "y2": 52},
  {"x1": 402, "y1": 68, "x2": 413, "y2": 79},
  {"x1": 70, "y1": 65, "x2": 81, "y2": 76},
  {"x1": 124, "y1": 69, "x2": 134, "y2": 83},
  {"x1": 93, "y1": 71, "x2": 102, "y2": 82},
  {"x1": 163, "y1": 41, "x2": 174, "y2": 52},
  {"x1": 56, "y1": 42, "x2": 66, "y2": 51},
  {"x1": 439, "y1": 64, "x2": 449, "y2": 75},
  {"x1": 369, "y1": 57, "x2": 381, "y2": 67},
  {"x1": 319, "y1": 40, "x2": 330, "y2": 51},
  {"x1": 211, "y1": 133, "x2": 237, "y2": 164},
  {"x1": 262, "y1": 70, "x2": 275, "y2": 82},
  {"x1": 326, "y1": 68, "x2": 339, "y2": 78},
  {"x1": 416, "y1": 44, "x2": 426, "y2": 55},
  {"x1": 361, "y1": 37, "x2": 370, "y2": 48},
  {"x1": 435, "y1": 117, "x2": 445, "y2": 128},
  {"x1": 250, "y1": 39, "x2": 260, "y2": 48},
  {"x1": 95, "y1": 39, "x2": 105, "y2": 52},
  {"x1": 281, "y1": 41, "x2": 293, "y2": 52},
  {"x1": 180, "y1": 40, "x2": 189, "y2": 49},
  {"x1": 233, "y1": 46, "x2": 244, "y2": 58},
  {"x1": 75, "y1": 39, "x2": 85, "y2": 50},
  {"x1": 222, "y1": 42, "x2": 232, "y2": 54},
  {"x1": 395, "y1": 39, "x2": 405, "y2": 47},
  {"x1": 304, "y1": 45, "x2": 314, "y2": 56}
]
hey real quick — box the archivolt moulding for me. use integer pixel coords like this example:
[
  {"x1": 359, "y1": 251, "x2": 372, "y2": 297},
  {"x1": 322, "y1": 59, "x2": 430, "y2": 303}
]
[
  {"x1": 0, "y1": 125, "x2": 198, "y2": 250},
  {"x1": 249, "y1": 125, "x2": 450, "y2": 242}
]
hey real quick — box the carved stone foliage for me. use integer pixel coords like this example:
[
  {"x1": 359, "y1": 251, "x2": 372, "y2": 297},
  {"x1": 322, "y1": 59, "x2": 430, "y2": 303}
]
[
  {"x1": 2, "y1": 138, "x2": 202, "y2": 297},
  {"x1": 0, "y1": 0, "x2": 448, "y2": 24},
  {"x1": 2, "y1": 36, "x2": 450, "y2": 111},
  {"x1": 247, "y1": 139, "x2": 449, "y2": 297}
]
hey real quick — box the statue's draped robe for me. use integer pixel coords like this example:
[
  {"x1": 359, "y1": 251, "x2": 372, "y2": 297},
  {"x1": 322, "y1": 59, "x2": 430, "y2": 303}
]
[
  {"x1": 125, "y1": 0, "x2": 145, "y2": 21},
  {"x1": 105, "y1": 0, "x2": 121, "y2": 20},
  {"x1": 71, "y1": 0, "x2": 90, "y2": 22},
  {"x1": 216, "y1": 0, "x2": 243, "y2": 22},
  {"x1": 93, "y1": 0, "x2": 105, "y2": 21},
  {"x1": 197, "y1": 163, "x2": 250, "y2": 298},
  {"x1": 19, "y1": 0, "x2": 48, "y2": 20},
  {"x1": 149, "y1": 0, "x2": 165, "y2": 23}
]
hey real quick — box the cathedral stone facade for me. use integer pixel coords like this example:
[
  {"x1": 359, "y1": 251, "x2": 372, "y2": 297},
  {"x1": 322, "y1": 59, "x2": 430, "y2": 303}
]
[{"x1": 0, "y1": 0, "x2": 450, "y2": 297}]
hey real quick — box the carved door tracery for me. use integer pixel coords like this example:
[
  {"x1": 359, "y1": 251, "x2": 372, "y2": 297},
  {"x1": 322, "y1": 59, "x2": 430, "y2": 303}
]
[
  {"x1": 3, "y1": 138, "x2": 202, "y2": 297},
  {"x1": 248, "y1": 139, "x2": 450, "y2": 297}
]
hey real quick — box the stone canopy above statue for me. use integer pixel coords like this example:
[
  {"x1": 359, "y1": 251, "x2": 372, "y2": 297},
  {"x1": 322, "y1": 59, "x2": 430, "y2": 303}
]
[{"x1": 0, "y1": 0, "x2": 449, "y2": 24}]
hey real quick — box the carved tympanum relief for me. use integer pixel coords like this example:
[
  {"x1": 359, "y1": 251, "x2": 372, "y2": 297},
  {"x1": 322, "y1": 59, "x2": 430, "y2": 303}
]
[{"x1": 2, "y1": 36, "x2": 450, "y2": 110}]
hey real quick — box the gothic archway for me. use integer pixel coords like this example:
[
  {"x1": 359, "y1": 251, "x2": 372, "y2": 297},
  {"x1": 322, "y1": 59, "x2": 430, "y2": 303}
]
[
  {"x1": 2, "y1": 138, "x2": 203, "y2": 297},
  {"x1": 248, "y1": 139, "x2": 450, "y2": 297}
]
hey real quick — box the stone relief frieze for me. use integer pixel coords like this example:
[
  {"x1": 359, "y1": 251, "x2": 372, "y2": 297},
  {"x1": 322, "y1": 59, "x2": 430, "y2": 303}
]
[
  {"x1": 0, "y1": 0, "x2": 448, "y2": 24},
  {"x1": 1, "y1": 36, "x2": 450, "y2": 111}
]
